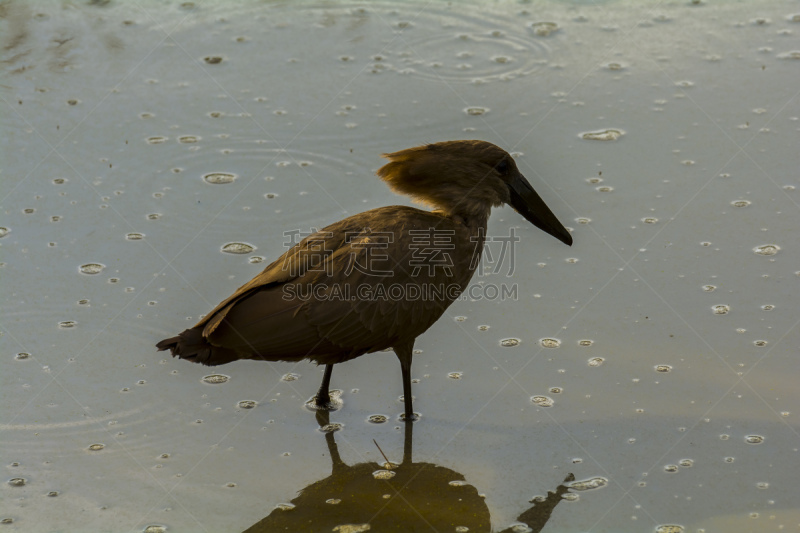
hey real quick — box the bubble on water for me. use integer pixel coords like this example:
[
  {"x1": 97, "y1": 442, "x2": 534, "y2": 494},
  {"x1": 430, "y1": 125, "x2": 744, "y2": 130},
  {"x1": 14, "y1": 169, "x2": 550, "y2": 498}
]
[
  {"x1": 320, "y1": 423, "x2": 342, "y2": 433},
  {"x1": 477, "y1": 325, "x2": 490, "y2": 331},
  {"x1": 702, "y1": 285, "x2": 716, "y2": 292},
  {"x1": 606, "y1": 62, "x2": 624, "y2": 70},
  {"x1": 569, "y1": 477, "x2": 607, "y2": 491},
  {"x1": 655, "y1": 365, "x2": 672, "y2": 372},
  {"x1": 578, "y1": 340, "x2": 593, "y2": 347},
  {"x1": 178, "y1": 135, "x2": 200, "y2": 143},
  {"x1": 663, "y1": 464, "x2": 679, "y2": 473},
  {"x1": 581, "y1": 129, "x2": 623, "y2": 141},
  {"x1": 655, "y1": 527, "x2": 684, "y2": 533},
  {"x1": 753, "y1": 340, "x2": 767, "y2": 347},
  {"x1": 448, "y1": 372, "x2": 463, "y2": 380},
  {"x1": 0, "y1": 227, "x2": 9, "y2": 238},
  {"x1": 126, "y1": 233, "x2": 144, "y2": 241},
  {"x1": 588, "y1": 357, "x2": 605, "y2": 367},
  {"x1": 15, "y1": 352, "x2": 30, "y2": 360},
  {"x1": 675, "y1": 80, "x2": 695, "y2": 88},
  {"x1": 642, "y1": 217, "x2": 658, "y2": 224},
  {"x1": 753, "y1": 244, "x2": 779, "y2": 255},
  {"x1": 540, "y1": 338, "x2": 560, "y2": 348},
  {"x1": 531, "y1": 21, "x2": 559, "y2": 36},
  {"x1": 731, "y1": 200, "x2": 751, "y2": 207},
  {"x1": 549, "y1": 387, "x2": 563, "y2": 394},
  {"x1": 204, "y1": 172, "x2": 237, "y2": 184},
  {"x1": 373, "y1": 470, "x2": 396, "y2": 480},
  {"x1": 7, "y1": 477, "x2": 26, "y2": 487},
  {"x1": 281, "y1": 373, "x2": 300, "y2": 382},
  {"x1": 760, "y1": 304, "x2": 774, "y2": 311},
  {"x1": 464, "y1": 106, "x2": 489, "y2": 116},
  {"x1": 88, "y1": 443, "x2": 105, "y2": 451},
  {"x1": 531, "y1": 395, "x2": 554, "y2": 407},
  {"x1": 712, "y1": 304, "x2": 730, "y2": 315},
  {"x1": 142, "y1": 525, "x2": 167, "y2": 533},
  {"x1": 237, "y1": 400, "x2": 256, "y2": 409},
  {"x1": 79, "y1": 263, "x2": 105, "y2": 275},
  {"x1": 745, "y1": 435, "x2": 764, "y2": 444},
  {"x1": 221, "y1": 242, "x2": 255, "y2": 254},
  {"x1": 500, "y1": 338, "x2": 520, "y2": 347},
  {"x1": 204, "y1": 56, "x2": 223, "y2": 64},
  {"x1": 368, "y1": 414, "x2": 388, "y2": 424},
  {"x1": 679, "y1": 459, "x2": 694, "y2": 468},
  {"x1": 58, "y1": 321, "x2": 76, "y2": 329},
  {"x1": 448, "y1": 480, "x2": 467, "y2": 487},
  {"x1": 202, "y1": 374, "x2": 230, "y2": 384},
  {"x1": 146, "y1": 136, "x2": 168, "y2": 144}
]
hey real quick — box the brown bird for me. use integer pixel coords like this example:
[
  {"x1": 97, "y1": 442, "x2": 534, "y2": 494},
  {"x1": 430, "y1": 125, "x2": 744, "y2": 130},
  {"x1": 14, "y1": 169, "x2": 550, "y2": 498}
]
[{"x1": 156, "y1": 140, "x2": 572, "y2": 420}]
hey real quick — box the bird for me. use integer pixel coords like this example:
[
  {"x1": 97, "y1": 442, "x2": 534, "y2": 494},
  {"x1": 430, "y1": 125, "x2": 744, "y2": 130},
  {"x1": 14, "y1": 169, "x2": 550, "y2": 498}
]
[{"x1": 156, "y1": 140, "x2": 572, "y2": 421}]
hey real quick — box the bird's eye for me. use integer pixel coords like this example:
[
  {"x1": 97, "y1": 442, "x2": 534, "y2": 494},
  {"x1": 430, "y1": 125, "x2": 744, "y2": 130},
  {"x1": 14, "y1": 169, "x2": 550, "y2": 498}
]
[{"x1": 495, "y1": 159, "x2": 509, "y2": 174}]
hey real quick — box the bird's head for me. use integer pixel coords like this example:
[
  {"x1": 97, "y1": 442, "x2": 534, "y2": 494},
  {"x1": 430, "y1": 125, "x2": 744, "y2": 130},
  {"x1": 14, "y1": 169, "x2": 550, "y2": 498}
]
[{"x1": 377, "y1": 140, "x2": 572, "y2": 246}]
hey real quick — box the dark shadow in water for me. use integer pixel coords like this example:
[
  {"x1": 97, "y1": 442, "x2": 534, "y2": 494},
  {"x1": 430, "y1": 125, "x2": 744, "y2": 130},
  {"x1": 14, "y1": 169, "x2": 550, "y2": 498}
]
[{"x1": 243, "y1": 412, "x2": 574, "y2": 532}]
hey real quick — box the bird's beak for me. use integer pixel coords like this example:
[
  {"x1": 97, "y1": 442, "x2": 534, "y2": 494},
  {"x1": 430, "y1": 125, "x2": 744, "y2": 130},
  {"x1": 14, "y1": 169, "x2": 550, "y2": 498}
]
[{"x1": 508, "y1": 172, "x2": 573, "y2": 246}]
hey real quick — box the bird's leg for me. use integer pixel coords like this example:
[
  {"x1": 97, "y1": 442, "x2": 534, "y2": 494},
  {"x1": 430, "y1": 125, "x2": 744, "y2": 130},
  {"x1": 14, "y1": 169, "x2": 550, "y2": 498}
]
[
  {"x1": 314, "y1": 364, "x2": 334, "y2": 409},
  {"x1": 394, "y1": 342, "x2": 416, "y2": 421}
]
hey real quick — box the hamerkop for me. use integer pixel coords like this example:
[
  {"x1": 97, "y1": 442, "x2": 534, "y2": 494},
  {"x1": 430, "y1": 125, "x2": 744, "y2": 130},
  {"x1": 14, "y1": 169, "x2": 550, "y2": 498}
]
[{"x1": 157, "y1": 140, "x2": 572, "y2": 420}]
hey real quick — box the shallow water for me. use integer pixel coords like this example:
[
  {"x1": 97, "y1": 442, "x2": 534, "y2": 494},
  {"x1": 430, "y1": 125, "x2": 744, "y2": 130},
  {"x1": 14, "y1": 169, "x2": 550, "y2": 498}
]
[{"x1": 2, "y1": 1, "x2": 799, "y2": 532}]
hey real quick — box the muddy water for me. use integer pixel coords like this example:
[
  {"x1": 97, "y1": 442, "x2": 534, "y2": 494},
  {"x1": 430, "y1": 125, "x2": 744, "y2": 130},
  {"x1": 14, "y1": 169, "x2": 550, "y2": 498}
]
[{"x1": 2, "y1": 1, "x2": 798, "y2": 531}]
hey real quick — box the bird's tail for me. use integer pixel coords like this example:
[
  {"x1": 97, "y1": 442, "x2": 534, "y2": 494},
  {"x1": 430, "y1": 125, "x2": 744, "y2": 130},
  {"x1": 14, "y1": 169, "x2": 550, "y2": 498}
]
[{"x1": 156, "y1": 328, "x2": 241, "y2": 366}]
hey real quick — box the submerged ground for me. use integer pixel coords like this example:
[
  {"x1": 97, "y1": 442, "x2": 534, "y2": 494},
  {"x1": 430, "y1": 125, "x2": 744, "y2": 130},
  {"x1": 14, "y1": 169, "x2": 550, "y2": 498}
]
[{"x1": 2, "y1": 1, "x2": 799, "y2": 532}]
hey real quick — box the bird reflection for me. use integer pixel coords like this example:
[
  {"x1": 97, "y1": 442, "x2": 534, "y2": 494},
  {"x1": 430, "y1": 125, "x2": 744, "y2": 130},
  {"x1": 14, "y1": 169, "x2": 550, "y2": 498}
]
[{"x1": 243, "y1": 413, "x2": 574, "y2": 533}]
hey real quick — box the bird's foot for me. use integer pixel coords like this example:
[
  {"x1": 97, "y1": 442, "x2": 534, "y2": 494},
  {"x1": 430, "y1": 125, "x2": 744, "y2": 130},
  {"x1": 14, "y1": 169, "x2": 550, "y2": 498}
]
[{"x1": 305, "y1": 389, "x2": 343, "y2": 412}]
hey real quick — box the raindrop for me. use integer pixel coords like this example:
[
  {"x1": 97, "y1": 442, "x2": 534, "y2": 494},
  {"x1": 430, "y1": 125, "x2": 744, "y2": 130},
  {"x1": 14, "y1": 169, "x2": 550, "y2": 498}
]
[
  {"x1": 663, "y1": 464, "x2": 679, "y2": 473},
  {"x1": 58, "y1": 321, "x2": 76, "y2": 329},
  {"x1": 655, "y1": 365, "x2": 672, "y2": 372},
  {"x1": 326, "y1": 499, "x2": 341, "y2": 505},
  {"x1": 7, "y1": 478, "x2": 26, "y2": 487},
  {"x1": 531, "y1": 395, "x2": 554, "y2": 407},
  {"x1": 712, "y1": 305, "x2": 730, "y2": 315},
  {"x1": 578, "y1": 340, "x2": 593, "y2": 346},
  {"x1": 731, "y1": 200, "x2": 751, "y2": 207},
  {"x1": 464, "y1": 106, "x2": 489, "y2": 116},
  {"x1": 0, "y1": 227, "x2": 9, "y2": 238},
  {"x1": 587, "y1": 357, "x2": 605, "y2": 366},
  {"x1": 372, "y1": 470, "x2": 396, "y2": 480},
  {"x1": 642, "y1": 217, "x2": 658, "y2": 224},
  {"x1": 203, "y1": 172, "x2": 237, "y2": 184},
  {"x1": 761, "y1": 304, "x2": 774, "y2": 311},
  {"x1": 581, "y1": 129, "x2": 623, "y2": 141},
  {"x1": 702, "y1": 285, "x2": 716, "y2": 292},
  {"x1": 500, "y1": 338, "x2": 520, "y2": 347},
  {"x1": 448, "y1": 372, "x2": 463, "y2": 380},
  {"x1": 540, "y1": 338, "x2": 560, "y2": 348},
  {"x1": 368, "y1": 414, "x2": 388, "y2": 424},
  {"x1": 754, "y1": 340, "x2": 768, "y2": 347},
  {"x1": 281, "y1": 373, "x2": 300, "y2": 382},
  {"x1": 274, "y1": 503, "x2": 295, "y2": 511},
  {"x1": 15, "y1": 353, "x2": 30, "y2": 360},
  {"x1": 745, "y1": 435, "x2": 764, "y2": 444},
  {"x1": 126, "y1": 233, "x2": 144, "y2": 241},
  {"x1": 679, "y1": 459, "x2": 694, "y2": 467},
  {"x1": 237, "y1": 400, "x2": 256, "y2": 409},
  {"x1": 531, "y1": 21, "x2": 559, "y2": 36},
  {"x1": 204, "y1": 56, "x2": 223, "y2": 64},
  {"x1": 79, "y1": 263, "x2": 105, "y2": 275},
  {"x1": 146, "y1": 136, "x2": 168, "y2": 144},
  {"x1": 569, "y1": 477, "x2": 607, "y2": 491},
  {"x1": 178, "y1": 135, "x2": 200, "y2": 143},
  {"x1": 87, "y1": 443, "x2": 105, "y2": 451},
  {"x1": 221, "y1": 242, "x2": 255, "y2": 254},
  {"x1": 655, "y1": 527, "x2": 684, "y2": 533},
  {"x1": 202, "y1": 374, "x2": 230, "y2": 384},
  {"x1": 320, "y1": 423, "x2": 342, "y2": 433},
  {"x1": 753, "y1": 244, "x2": 779, "y2": 256}
]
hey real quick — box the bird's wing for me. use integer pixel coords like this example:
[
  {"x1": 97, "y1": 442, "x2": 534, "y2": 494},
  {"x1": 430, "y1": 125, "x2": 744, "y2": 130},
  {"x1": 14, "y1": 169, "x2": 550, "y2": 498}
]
[
  {"x1": 195, "y1": 220, "x2": 356, "y2": 337},
  {"x1": 200, "y1": 206, "x2": 479, "y2": 362}
]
